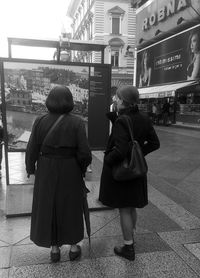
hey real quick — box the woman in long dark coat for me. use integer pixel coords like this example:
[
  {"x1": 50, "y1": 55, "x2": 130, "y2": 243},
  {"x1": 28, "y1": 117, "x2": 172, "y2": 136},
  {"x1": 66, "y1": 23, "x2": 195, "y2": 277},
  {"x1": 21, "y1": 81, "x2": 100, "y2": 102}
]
[
  {"x1": 26, "y1": 86, "x2": 92, "y2": 262},
  {"x1": 99, "y1": 86, "x2": 160, "y2": 261}
]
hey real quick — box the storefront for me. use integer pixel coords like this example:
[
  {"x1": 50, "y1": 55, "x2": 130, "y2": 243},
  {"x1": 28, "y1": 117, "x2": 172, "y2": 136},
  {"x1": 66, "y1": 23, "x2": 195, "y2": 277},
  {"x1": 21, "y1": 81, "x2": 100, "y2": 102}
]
[{"x1": 175, "y1": 81, "x2": 200, "y2": 124}]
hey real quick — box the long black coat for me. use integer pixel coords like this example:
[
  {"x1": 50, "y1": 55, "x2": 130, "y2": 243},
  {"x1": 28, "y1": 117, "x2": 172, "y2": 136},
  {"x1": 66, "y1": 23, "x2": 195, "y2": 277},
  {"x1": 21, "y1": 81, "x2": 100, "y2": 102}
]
[
  {"x1": 99, "y1": 107, "x2": 160, "y2": 208},
  {"x1": 26, "y1": 113, "x2": 92, "y2": 247}
]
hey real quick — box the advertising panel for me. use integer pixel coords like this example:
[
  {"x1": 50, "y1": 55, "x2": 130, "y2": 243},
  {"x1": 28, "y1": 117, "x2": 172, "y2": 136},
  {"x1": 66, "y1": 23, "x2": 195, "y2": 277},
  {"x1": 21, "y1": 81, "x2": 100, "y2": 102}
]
[
  {"x1": 136, "y1": 0, "x2": 200, "y2": 47},
  {"x1": 136, "y1": 25, "x2": 200, "y2": 87},
  {"x1": 0, "y1": 59, "x2": 111, "y2": 152}
]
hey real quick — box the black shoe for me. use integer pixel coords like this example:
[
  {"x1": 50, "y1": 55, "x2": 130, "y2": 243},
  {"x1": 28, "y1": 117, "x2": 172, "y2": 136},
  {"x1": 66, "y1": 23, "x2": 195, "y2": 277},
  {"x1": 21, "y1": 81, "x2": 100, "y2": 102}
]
[
  {"x1": 114, "y1": 244, "x2": 135, "y2": 261},
  {"x1": 50, "y1": 249, "x2": 60, "y2": 263},
  {"x1": 69, "y1": 245, "x2": 81, "y2": 261}
]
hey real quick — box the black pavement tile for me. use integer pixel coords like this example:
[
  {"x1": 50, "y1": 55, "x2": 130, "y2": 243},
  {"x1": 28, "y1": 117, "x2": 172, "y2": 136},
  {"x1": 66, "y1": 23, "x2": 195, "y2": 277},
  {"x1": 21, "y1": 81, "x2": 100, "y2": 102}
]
[
  {"x1": 90, "y1": 233, "x2": 171, "y2": 259},
  {"x1": 137, "y1": 203, "x2": 182, "y2": 233}
]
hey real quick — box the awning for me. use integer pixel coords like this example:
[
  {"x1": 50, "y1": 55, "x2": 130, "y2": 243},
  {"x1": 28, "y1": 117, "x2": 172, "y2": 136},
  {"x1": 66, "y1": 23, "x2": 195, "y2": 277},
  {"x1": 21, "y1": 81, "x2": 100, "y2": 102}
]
[
  {"x1": 176, "y1": 81, "x2": 200, "y2": 93},
  {"x1": 138, "y1": 81, "x2": 195, "y2": 99}
]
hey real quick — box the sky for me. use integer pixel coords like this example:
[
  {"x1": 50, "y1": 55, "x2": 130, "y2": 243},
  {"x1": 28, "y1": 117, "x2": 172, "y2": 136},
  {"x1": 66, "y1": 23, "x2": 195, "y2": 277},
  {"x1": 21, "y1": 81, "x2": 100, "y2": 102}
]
[{"x1": 0, "y1": 0, "x2": 72, "y2": 60}]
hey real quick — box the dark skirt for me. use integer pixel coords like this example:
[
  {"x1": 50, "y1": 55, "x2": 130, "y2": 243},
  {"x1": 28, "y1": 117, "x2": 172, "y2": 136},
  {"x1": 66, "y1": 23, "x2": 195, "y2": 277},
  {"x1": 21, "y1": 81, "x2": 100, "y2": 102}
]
[
  {"x1": 30, "y1": 156, "x2": 84, "y2": 248},
  {"x1": 99, "y1": 162, "x2": 148, "y2": 208}
]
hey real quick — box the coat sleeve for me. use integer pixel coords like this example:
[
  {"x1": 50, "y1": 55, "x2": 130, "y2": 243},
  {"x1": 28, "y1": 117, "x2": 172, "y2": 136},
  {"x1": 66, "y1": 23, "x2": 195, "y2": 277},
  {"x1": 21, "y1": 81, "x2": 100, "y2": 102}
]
[
  {"x1": 104, "y1": 118, "x2": 129, "y2": 166},
  {"x1": 76, "y1": 120, "x2": 92, "y2": 175},
  {"x1": 25, "y1": 118, "x2": 41, "y2": 175},
  {"x1": 106, "y1": 111, "x2": 118, "y2": 124},
  {"x1": 142, "y1": 119, "x2": 160, "y2": 156}
]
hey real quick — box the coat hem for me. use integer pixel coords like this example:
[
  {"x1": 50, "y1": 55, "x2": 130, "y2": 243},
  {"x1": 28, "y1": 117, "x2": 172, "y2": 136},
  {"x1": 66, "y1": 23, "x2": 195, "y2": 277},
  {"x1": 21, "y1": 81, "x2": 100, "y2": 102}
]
[{"x1": 30, "y1": 236, "x2": 84, "y2": 248}]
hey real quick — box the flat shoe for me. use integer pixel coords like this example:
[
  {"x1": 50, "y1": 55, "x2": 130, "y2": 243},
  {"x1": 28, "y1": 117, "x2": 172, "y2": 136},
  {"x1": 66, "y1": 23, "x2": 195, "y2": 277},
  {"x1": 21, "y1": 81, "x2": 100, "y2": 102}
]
[
  {"x1": 69, "y1": 245, "x2": 81, "y2": 261},
  {"x1": 50, "y1": 249, "x2": 60, "y2": 263},
  {"x1": 114, "y1": 245, "x2": 135, "y2": 261}
]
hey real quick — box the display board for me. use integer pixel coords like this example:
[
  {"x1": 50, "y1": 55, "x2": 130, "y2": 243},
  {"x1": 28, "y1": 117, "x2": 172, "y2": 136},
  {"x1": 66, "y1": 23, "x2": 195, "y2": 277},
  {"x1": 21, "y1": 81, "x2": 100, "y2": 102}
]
[
  {"x1": 136, "y1": 25, "x2": 200, "y2": 87},
  {"x1": 0, "y1": 58, "x2": 111, "y2": 184}
]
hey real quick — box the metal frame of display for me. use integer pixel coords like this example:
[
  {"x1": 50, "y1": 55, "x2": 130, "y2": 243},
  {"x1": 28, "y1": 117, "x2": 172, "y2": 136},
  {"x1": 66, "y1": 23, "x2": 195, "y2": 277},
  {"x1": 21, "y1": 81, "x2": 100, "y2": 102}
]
[
  {"x1": 0, "y1": 38, "x2": 110, "y2": 187},
  {"x1": 0, "y1": 57, "x2": 111, "y2": 186},
  {"x1": 0, "y1": 38, "x2": 112, "y2": 217},
  {"x1": 7, "y1": 37, "x2": 106, "y2": 64}
]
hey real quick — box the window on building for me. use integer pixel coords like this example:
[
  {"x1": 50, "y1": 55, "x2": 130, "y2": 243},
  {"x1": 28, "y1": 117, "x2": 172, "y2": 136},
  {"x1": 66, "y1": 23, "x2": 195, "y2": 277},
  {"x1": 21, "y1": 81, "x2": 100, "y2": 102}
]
[
  {"x1": 112, "y1": 17, "x2": 120, "y2": 34},
  {"x1": 111, "y1": 50, "x2": 119, "y2": 67}
]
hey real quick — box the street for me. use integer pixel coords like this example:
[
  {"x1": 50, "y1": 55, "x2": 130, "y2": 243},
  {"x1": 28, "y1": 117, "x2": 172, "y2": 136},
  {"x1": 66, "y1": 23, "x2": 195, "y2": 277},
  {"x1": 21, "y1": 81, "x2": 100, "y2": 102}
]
[{"x1": 0, "y1": 126, "x2": 200, "y2": 277}]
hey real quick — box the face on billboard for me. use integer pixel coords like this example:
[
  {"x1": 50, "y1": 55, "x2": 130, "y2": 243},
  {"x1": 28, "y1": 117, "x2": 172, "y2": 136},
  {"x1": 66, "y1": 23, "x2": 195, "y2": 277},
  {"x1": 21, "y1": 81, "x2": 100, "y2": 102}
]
[{"x1": 136, "y1": 25, "x2": 200, "y2": 87}]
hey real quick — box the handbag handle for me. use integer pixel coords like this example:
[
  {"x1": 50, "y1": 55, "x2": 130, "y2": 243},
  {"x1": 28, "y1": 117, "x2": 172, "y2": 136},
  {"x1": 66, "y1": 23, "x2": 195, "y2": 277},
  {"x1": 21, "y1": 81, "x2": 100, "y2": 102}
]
[
  {"x1": 42, "y1": 114, "x2": 65, "y2": 148},
  {"x1": 123, "y1": 115, "x2": 135, "y2": 143}
]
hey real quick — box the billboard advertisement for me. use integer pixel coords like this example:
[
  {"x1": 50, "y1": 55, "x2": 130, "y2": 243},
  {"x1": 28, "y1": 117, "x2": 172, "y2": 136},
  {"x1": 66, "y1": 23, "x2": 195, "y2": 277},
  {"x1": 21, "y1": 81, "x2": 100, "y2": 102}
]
[
  {"x1": 136, "y1": 0, "x2": 200, "y2": 47},
  {"x1": 136, "y1": 25, "x2": 200, "y2": 87}
]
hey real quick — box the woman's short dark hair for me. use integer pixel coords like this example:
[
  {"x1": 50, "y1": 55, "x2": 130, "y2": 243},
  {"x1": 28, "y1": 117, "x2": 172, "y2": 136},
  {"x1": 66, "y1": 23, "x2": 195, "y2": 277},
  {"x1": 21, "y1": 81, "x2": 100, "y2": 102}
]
[
  {"x1": 188, "y1": 31, "x2": 200, "y2": 59},
  {"x1": 46, "y1": 86, "x2": 74, "y2": 114},
  {"x1": 117, "y1": 85, "x2": 139, "y2": 107}
]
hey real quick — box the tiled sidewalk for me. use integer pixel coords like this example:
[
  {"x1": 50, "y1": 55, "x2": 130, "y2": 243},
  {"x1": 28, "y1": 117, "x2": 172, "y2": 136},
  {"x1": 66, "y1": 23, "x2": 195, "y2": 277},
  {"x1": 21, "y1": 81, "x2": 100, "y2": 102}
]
[{"x1": 0, "y1": 126, "x2": 200, "y2": 277}]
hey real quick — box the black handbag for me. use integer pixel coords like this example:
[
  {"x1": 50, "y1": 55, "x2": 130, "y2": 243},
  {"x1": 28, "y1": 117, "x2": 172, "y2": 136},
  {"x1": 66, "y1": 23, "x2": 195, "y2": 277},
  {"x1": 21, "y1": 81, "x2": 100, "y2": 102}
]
[{"x1": 112, "y1": 115, "x2": 148, "y2": 181}]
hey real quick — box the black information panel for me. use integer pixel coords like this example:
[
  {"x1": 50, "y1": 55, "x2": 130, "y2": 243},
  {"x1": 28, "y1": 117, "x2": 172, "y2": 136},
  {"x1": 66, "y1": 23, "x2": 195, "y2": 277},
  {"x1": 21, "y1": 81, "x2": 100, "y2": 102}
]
[{"x1": 88, "y1": 66, "x2": 111, "y2": 150}]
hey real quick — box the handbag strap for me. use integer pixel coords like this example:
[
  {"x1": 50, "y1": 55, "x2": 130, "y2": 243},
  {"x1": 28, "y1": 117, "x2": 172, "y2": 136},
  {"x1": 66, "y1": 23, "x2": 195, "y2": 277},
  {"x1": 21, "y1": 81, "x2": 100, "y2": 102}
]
[
  {"x1": 123, "y1": 115, "x2": 135, "y2": 143},
  {"x1": 42, "y1": 114, "x2": 65, "y2": 147}
]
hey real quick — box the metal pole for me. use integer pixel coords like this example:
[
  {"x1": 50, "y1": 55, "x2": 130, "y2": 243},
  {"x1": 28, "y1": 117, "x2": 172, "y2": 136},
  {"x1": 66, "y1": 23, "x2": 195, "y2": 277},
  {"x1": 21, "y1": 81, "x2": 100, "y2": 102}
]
[
  {"x1": 8, "y1": 40, "x2": 12, "y2": 58},
  {"x1": 133, "y1": 47, "x2": 137, "y2": 86},
  {"x1": 101, "y1": 49, "x2": 105, "y2": 64},
  {"x1": 0, "y1": 62, "x2": 10, "y2": 185}
]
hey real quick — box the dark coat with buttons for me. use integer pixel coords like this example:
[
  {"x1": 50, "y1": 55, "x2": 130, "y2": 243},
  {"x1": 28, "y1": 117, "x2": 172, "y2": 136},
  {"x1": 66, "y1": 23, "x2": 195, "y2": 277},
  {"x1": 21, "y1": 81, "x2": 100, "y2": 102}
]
[
  {"x1": 99, "y1": 107, "x2": 160, "y2": 208},
  {"x1": 26, "y1": 112, "x2": 92, "y2": 247}
]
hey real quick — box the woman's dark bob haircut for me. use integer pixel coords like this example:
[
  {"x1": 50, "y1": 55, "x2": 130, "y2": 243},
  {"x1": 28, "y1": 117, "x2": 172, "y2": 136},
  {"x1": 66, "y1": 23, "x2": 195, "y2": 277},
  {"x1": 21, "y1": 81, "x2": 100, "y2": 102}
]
[{"x1": 46, "y1": 86, "x2": 74, "y2": 114}]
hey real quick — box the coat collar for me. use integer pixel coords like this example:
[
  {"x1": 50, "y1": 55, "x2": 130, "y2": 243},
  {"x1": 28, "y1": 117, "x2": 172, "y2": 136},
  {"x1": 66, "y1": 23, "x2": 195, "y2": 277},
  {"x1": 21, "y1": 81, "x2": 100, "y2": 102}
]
[{"x1": 118, "y1": 105, "x2": 139, "y2": 115}]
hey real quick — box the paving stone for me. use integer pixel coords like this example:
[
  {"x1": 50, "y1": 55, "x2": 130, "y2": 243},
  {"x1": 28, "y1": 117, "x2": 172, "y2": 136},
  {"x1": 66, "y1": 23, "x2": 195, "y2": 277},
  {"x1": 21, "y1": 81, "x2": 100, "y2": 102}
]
[
  {"x1": 0, "y1": 217, "x2": 30, "y2": 244},
  {"x1": 148, "y1": 185, "x2": 200, "y2": 230},
  {"x1": 91, "y1": 217, "x2": 122, "y2": 237},
  {"x1": 137, "y1": 202, "x2": 181, "y2": 233},
  {"x1": 0, "y1": 247, "x2": 11, "y2": 269},
  {"x1": 10, "y1": 259, "x2": 103, "y2": 278},
  {"x1": 91, "y1": 233, "x2": 171, "y2": 259},
  {"x1": 86, "y1": 181, "x2": 106, "y2": 209},
  {"x1": 146, "y1": 269, "x2": 199, "y2": 278},
  {"x1": 158, "y1": 229, "x2": 200, "y2": 245},
  {"x1": 88, "y1": 214, "x2": 118, "y2": 237},
  {"x1": 184, "y1": 243, "x2": 200, "y2": 261},
  {"x1": 15, "y1": 237, "x2": 33, "y2": 246},
  {"x1": 138, "y1": 251, "x2": 192, "y2": 272},
  {"x1": 10, "y1": 240, "x2": 95, "y2": 267},
  {"x1": 0, "y1": 241, "x2": 9, "y2": 247},
  {"x1": 96, "y1": 256, "x2": 146, "y2": 277},
  {"x1": 158, "y1": 231, "x2": 200, "y2": 275},
  {"x1": 0, "y1": 269, "x2": 9, "y2": 278},
  {"x1": 91, "y1": 209, "x2": 119, "y2": 221}
]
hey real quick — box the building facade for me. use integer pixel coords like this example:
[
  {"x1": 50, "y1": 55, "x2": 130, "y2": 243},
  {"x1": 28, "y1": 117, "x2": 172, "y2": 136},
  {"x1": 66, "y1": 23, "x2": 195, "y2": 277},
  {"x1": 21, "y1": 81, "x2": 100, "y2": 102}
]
[{"x1": 67, "y1": 0, "x2": 136, "y2": 88}]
